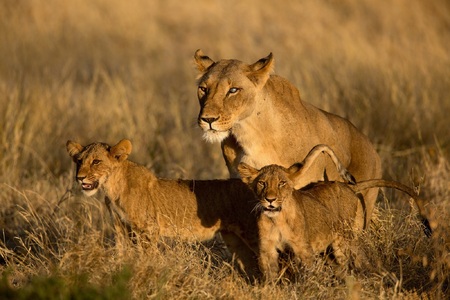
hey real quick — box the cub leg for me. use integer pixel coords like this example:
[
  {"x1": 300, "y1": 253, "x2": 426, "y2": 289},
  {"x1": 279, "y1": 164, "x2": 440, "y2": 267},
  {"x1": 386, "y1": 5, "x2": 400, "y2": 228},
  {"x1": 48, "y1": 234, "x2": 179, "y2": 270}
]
[
  {"x1": 221, "y1": 231, "x2": 260, "y2": 281},
  {"x1": 330, "y1": 236, "x2": 353, "y2": 279},
  {"x1": 290, "y1": 239, "x2": 315, "y2": 269},
  {"x1": 258, "y1": 245, "x2": 280, "y2": 283}
]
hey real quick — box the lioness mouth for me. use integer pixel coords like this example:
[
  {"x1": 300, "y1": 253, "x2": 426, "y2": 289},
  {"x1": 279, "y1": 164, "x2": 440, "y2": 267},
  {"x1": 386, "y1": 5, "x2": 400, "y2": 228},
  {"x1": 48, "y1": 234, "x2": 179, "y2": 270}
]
[{"x1": 82, "y1": 181, "x2": 99, "y2": 191}]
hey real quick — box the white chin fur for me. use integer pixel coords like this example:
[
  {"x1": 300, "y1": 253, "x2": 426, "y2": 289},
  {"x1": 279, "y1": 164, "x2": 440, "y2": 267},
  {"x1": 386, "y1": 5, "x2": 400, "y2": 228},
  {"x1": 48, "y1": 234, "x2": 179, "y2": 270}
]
[
  {"x1": 264, "y1": 211, "x2": 280, "y2": 218},
  {"x1": 202, "y1": 130, "x2": 230, "y2": 143},
  {"x1": 82, "y1": 189, "x2": 99, "y2": 197},
  {"x1": 264, "y1": 210, "x2": 280, "y2": 218}
]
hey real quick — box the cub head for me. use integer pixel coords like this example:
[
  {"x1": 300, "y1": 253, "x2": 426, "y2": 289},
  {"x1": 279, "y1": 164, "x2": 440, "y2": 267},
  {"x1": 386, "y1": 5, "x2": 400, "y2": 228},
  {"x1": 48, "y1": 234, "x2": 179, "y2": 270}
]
[
  {"x1": 238, "y1": 162, "x2": 302, "y2": 218},
  {"x1": 66, "y1": 139, "x2": 132, "y2": 196},
  {"x1": 194, "y1": 49, "x2": 274, "y2": 143}
]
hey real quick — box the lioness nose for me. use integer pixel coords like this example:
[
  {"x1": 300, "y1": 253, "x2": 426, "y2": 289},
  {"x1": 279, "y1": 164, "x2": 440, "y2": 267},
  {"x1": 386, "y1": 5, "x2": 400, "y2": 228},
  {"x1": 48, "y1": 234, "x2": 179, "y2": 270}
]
[{"x1": 201, "y1": 117, "x2": 219, "y2": 125}]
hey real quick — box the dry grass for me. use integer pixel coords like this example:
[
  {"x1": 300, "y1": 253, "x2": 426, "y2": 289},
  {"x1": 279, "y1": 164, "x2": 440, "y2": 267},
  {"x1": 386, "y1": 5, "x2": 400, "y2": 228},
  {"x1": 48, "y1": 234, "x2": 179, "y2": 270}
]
[{"x1": 0, "y1": 0, "x2": 449, "y2": 298}]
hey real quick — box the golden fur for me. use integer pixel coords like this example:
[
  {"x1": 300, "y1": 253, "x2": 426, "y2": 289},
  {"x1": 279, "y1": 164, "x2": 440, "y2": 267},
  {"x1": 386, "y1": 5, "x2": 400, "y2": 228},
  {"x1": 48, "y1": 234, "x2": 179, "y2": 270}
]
[
  {"x1": 238, "y1": 158, "x2": 430, "y2": 281},
  {"x1": 194, "y1": 50, "x2": 382, "y2": 228},
  {"x1": 66, "y1": 139, "x2": 260, "y2": 278}
]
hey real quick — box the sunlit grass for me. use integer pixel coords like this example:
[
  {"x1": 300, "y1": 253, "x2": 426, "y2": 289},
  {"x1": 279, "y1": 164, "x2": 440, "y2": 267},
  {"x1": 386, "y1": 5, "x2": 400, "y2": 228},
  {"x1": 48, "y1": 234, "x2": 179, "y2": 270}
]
[{"x1": 0, "y1": 0, "x2": 449, "y2": 298}]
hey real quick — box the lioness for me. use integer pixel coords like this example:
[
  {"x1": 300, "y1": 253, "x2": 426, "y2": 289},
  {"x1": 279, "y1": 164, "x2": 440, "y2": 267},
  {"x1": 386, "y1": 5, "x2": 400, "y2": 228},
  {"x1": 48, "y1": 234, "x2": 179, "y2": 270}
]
[
  {"x1": 194, "y1": 50, "x2": 382, "y2": 228},
  {"x1": 238, "y1": 160, "x2": 430, "y2": 281}
]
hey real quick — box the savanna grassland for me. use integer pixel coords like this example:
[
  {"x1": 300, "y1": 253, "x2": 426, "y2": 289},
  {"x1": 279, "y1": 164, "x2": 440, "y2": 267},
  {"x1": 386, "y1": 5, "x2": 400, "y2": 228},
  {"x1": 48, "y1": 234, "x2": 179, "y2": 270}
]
[{"x1": 0, "y1": 0, "x2": 449, "y2": 299}]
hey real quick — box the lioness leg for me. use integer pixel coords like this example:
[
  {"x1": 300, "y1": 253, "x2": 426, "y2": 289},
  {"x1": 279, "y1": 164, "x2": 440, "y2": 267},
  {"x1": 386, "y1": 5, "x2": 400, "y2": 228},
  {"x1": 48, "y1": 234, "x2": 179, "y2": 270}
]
[
  {"x1": 348, "y1": 144, "x2": 382, "y2": 228},
  {"x1": 221, "y1": 135, "x2": 244, "y2": 178}
]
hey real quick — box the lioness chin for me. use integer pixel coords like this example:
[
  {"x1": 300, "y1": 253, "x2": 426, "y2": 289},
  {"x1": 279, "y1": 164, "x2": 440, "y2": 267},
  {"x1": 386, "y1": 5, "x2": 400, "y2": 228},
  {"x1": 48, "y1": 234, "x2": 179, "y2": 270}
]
[{"x1": 194, "y1": 50, "x2": 382, "y2": 229}]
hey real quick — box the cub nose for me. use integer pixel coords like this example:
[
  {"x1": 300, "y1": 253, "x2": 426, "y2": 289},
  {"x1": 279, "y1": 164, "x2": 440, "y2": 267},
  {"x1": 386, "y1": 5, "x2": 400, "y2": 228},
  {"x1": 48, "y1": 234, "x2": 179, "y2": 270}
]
[
  {"x1": 76, "y1": 176, "x2": 86, "y2": 182},
  {"x1": 201, "y1": 117, "x2": 219, "y2": 125},
  {"x1": 265, "y1": 197, "x2": 277, "y2": 204}
]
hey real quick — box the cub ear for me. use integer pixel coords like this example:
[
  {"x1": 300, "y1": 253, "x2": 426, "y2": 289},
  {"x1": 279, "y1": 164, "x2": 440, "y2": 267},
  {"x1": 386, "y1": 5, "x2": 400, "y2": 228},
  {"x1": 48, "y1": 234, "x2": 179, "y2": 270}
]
[
  {"x1": 286, "y1": 162, "x2": 304, "y2": 182},
  {"x1": 237, "y1": 162, "x2": 259, "y2": 184},
  {"x1": 194, "y1": 49, "x2": 215, "y2": 72},
  {"x1": 287, "y1": 162, "x2": 303, "y2": 174},
  {"x1": 247, "y1": 52, "x2": 274, "y2": 87},
  {"x1": 66, "y1": 140, "x2": 83, "y2": 158},
  {"x1": 110, "y1": 139, "x2": 132, "y2": 162}
]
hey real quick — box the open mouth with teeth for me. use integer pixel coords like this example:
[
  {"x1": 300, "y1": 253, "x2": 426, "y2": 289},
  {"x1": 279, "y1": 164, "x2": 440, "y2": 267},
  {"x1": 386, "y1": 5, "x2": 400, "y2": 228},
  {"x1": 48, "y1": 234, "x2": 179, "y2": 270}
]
[{"x1": 81, "y1": 181, "x2": 99, "y2": 191}]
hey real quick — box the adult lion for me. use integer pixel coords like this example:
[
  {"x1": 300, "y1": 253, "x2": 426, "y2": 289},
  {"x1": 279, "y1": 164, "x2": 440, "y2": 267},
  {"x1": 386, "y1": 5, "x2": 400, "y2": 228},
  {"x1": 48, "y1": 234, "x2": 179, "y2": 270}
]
[{"x1": 194, "y1": 50, "x2": 382, "y2": 227}]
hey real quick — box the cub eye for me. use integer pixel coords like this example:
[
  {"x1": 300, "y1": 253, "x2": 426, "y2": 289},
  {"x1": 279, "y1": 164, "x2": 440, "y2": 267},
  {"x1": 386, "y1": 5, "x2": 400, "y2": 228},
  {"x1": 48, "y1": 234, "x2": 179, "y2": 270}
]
[
  {"x1": 92, "y1": 159, "x2": 101, "y2": 165},
  {"x1": 279, "y1": 181, "x2": 287, "y2": 188},
  {"x1": 228, "y1": 87, "x2": 239, "y2": 94},
  {"x1": 257, "y1": 181, "x2": 266, "y2": 188},
  {"x1": 76, "y1": 158, "x2": 83, "y2": 165}
]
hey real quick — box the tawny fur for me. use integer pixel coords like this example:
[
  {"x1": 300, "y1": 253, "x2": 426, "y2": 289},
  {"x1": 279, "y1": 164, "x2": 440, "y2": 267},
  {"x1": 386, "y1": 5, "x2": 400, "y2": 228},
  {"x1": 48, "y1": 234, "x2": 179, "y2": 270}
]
[
  {"x1": 194, "y1": 50, "x2": 382, "y2": 228},
  {"x1": 238, "y1": 159, "x2": 430, "y2": 281},
  {"x1": 66, "y1": 139, "x2": 259, "y2": 278}
]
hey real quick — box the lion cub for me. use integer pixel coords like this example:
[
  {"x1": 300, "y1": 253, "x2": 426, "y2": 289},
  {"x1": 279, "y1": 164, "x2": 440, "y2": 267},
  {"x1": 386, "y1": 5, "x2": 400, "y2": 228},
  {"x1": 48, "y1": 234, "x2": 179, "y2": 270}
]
[
  {"x1": 239, "y1": 163, "x2": 361, "y2": 281},
  {"x1": 66, "y1": 138, "x2": 261, "y2": 277},
  {"x1": 238, "y1": 152, "x2": 430, "y2": 281}
]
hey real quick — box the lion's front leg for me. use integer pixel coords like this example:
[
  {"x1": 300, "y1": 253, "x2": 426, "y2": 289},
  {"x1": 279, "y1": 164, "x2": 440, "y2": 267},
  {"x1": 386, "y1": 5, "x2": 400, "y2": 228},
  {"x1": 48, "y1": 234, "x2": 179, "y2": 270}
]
[
  {"x1": 258, "y1": 238, "x2": 281, "y2": 283},
  {"x1": 221, "y1": 135, "x2": 244, "y2": 178},
  {"x1": 290, "y1": 238, "x2": 315, "y2": 269},
  {"x1": 105, "y1": 196, "x2": 134, "y2": 249}
]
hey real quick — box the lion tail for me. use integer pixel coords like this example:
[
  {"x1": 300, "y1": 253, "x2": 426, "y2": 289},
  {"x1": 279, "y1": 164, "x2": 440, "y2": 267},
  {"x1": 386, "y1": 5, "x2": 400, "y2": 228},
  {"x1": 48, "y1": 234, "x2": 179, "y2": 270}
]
[{"x1": 351, "y1": 179, "x2": 432, "y2": 237}]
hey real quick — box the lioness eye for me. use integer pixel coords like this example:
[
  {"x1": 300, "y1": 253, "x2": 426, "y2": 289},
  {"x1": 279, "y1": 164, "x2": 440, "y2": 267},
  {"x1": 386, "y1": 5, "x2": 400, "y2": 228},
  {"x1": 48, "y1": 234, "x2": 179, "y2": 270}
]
[
  {"x1": 92, "y1": 159, "x2": 101, "y2": 165},
  {"x1": 228, "y1": 87, "x2": 239, "y2": 94},
  {"x1": 198, "y1": 86, "x2": 207, "y2": 93}
]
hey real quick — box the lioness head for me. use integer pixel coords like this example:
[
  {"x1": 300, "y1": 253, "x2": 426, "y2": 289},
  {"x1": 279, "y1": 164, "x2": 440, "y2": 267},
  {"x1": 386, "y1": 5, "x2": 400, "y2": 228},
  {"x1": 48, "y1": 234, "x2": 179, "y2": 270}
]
[
  {"x1": 194, "y1": 49, "x2": 274, "y2": 143},
  {"x1": 66, "y1": 139, "x2": 132, "y2": 196},
  {"x1": 238, "y1": 163, "x2": 301, "y2": 218}
]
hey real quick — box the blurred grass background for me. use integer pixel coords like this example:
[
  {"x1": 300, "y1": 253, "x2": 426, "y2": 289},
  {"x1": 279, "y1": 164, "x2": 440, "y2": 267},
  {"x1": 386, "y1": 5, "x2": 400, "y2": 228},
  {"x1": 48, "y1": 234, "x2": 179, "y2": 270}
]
[{"x1": 0, "y1": 0, "x2": 449, "y2": 298}]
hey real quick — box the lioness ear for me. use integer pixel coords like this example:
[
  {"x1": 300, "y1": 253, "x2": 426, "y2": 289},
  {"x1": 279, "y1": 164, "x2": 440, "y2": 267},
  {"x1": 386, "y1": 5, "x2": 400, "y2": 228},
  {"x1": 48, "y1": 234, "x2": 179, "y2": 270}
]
[
  {"x1": 237, "y1": 162, "x2": 259, "y2": 184},
  {"x1": 194, "y1": 49, "x2": 215, "y2": 72},
  {"x1": 66, "y1": 140, "x2": 83, "y2": 158},
  {"x1": 247, "y1": 52, "x2": 274, "y2": 87},
  {"x1": 110, "y1": 139, "x2": 132, "y2": 162}
]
